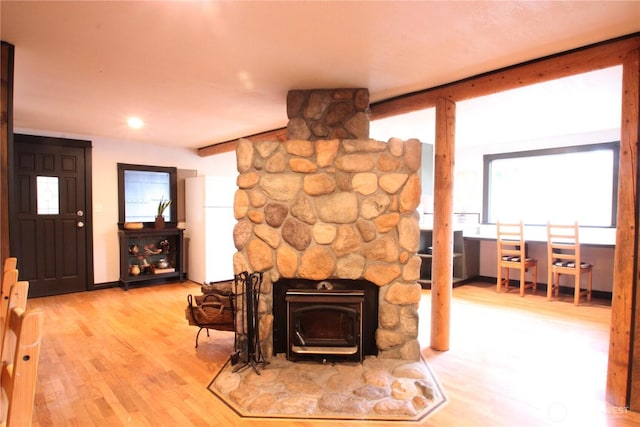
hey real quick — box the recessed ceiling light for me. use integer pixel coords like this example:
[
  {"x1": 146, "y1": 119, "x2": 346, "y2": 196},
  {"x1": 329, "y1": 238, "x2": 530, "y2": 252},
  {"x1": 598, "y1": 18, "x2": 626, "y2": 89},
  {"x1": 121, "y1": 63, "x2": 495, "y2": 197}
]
[{"x1": 127, "y1": 117, "x2": 144, "y2": 129}]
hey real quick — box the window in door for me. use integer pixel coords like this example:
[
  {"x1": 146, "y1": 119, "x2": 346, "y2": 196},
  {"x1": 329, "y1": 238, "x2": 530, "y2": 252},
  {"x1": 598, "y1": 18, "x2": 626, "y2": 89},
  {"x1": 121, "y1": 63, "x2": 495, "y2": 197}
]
[{"x1": 36, "y1": 176, "x2": 59, "y2": 215}]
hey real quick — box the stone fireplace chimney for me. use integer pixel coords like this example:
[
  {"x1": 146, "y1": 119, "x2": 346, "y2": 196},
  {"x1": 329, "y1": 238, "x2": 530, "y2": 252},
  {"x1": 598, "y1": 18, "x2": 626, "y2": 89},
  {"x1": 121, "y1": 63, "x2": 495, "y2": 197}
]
[{"x1": 233, "y1": 88, "x2": 422, "y2": 361}]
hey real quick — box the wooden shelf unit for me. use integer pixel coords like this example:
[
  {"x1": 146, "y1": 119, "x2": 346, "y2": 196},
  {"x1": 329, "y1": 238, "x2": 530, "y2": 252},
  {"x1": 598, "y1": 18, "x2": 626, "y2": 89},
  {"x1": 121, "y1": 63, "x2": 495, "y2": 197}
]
[{"x1": 118, "y1": 228, "x2": 185, "y2": 290}]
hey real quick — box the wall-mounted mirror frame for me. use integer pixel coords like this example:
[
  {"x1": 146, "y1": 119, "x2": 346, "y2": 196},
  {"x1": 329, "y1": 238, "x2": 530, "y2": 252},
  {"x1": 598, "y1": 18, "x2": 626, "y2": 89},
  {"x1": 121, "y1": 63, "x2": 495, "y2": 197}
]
[{"x1": 117, "y1": 163, "x2": 178, "y2": 228}]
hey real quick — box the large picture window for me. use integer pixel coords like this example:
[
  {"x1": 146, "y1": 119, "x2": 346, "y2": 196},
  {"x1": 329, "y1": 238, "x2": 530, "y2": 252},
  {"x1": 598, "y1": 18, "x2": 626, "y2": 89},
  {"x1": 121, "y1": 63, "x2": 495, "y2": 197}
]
[{"x1": 483, "y1": 142, "x2": 619, "y2": 227}]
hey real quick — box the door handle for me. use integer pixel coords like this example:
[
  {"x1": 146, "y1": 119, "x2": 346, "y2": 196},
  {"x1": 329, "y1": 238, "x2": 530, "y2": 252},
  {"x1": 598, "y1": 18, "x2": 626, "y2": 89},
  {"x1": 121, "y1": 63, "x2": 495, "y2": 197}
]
[{"x1": 77, "y1": 221, "x2": 84, "y2": 228}]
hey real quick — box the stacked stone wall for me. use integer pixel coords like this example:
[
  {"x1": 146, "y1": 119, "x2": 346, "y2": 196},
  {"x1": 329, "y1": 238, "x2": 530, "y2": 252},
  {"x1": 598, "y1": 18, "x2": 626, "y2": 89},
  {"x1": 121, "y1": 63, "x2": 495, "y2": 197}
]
[
  {"x1": 233, "y1": 137, "x2": 423, "y2": 360},
  {"x1": 286, "y1": 88, "x2": 370, "y2": 140}
]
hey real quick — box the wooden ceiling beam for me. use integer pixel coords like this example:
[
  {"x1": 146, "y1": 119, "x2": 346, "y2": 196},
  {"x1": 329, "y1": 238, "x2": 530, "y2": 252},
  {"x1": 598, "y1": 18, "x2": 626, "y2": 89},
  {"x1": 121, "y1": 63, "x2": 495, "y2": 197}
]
[
  {"x1": 370, "y1": 33, "x2": 640, "y2": 120},
  {"x1": 197, "y1": 128, "x2": 287, "y2": 157}
]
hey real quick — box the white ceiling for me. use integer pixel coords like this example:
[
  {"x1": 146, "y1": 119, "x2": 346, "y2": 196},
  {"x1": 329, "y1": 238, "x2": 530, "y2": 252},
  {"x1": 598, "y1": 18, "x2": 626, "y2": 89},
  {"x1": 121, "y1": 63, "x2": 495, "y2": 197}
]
[
  {"x1": 1, "y1": 1, "x2": 639, "y2": 150},
  {"x1": 370, "y1": 65, "x2": 624, "y2": 146}
]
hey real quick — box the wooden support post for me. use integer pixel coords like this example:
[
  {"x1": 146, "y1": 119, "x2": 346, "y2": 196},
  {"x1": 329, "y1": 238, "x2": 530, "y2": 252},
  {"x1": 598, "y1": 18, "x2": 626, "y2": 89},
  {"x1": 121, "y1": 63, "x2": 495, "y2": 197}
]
[
  {"x1": 608, "y1": 47, "x2": 640, "y2": 409},
  {"x1": 1, "y1": 42, "x2": 14, "y2": 264},
  {"x1": 431, "y1": 97, "x2": 455, "y2": 351}
]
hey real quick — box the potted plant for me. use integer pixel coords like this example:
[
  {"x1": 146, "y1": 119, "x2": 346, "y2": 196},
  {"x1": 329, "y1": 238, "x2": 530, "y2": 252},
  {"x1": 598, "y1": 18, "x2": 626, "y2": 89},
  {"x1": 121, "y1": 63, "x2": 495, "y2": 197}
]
[{"x1": 155, "y1": 197, "x2": 171, "y2": 229}]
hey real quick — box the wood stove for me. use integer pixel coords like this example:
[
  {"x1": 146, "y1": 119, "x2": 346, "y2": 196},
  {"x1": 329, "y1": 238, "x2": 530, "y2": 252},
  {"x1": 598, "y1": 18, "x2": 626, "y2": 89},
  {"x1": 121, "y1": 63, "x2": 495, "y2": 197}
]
[
  {"x1": 273, "y1": 278, "x2": 378, "y2": 363},
  {"x1": 286, "y1": 288, "x2": 364, "y2": 362}
]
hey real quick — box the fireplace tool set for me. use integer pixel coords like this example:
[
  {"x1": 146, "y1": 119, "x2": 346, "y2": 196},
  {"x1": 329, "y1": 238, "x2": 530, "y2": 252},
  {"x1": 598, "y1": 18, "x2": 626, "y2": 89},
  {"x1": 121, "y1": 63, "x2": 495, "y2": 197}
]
[
  {"x1": 184, "y1": 271, "x2": 267, "y2": 374},
  {"x1": 230, "y1": 271, "x2": 267, "y2": 374}
]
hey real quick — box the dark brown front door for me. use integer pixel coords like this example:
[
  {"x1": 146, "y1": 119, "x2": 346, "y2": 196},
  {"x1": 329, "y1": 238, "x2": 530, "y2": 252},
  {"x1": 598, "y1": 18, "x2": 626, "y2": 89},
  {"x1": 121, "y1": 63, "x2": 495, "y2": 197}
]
[{"x1": 11, "y1": 134, "x2": 93, "y2": 297}]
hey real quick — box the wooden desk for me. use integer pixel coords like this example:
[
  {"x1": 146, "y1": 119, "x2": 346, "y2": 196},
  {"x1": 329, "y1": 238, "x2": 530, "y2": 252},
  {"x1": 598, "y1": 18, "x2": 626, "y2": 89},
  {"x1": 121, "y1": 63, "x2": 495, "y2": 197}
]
[
  {"x1": 464, "y1": 224, "x2": 616, "y2": 248},
  {"x1": 463, "y1": 225, "x2": 616, "y2": 293}
]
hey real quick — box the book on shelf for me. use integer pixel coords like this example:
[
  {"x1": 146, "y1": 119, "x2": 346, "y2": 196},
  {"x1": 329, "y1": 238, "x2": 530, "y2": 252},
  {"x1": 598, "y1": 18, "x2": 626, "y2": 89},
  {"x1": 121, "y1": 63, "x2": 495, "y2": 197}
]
[{"x1": 153, "y1": 267, "x2": 175, "y2": 274}]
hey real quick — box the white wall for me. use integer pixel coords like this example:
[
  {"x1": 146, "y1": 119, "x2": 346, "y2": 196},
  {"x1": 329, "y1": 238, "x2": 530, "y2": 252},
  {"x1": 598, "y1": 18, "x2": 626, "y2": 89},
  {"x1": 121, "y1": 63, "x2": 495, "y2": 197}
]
[
  {"x1": 15, "y1": 127, "x2": 621, "y2": 289},
  {"x1": 15, "y1": 128, "x2": 238, "y2": 284}
]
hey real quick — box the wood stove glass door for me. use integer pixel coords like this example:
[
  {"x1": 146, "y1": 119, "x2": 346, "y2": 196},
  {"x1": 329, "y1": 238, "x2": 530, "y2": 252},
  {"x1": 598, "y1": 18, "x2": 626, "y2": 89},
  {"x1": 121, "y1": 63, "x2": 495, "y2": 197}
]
[{"x1": 286, "y1": 293, "x2": 363, "y2": 362}]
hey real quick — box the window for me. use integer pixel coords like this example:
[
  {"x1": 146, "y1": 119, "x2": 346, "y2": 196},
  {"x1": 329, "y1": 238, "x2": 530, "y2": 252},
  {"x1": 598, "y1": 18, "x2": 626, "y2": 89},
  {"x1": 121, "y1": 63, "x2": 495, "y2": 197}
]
[
  {"x1": 123, "y1": 169, "x2": 171, "y2": 222},
  {"x1": 117, "y1": 163, "x2": 177, "y2": 225},
  {"x1": 36, "y1": 176, "x2": 59, "y2": 215},
  {"x1": 483, "y1": 142, "x2": 619, "y2": 227}
]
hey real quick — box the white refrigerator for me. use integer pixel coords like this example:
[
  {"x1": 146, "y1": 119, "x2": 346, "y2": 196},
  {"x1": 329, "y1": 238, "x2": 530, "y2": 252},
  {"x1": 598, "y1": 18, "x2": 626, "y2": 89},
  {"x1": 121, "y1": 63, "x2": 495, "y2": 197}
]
[{"x1": 185, "y1": 175, "x2": 237, "y2": 284}]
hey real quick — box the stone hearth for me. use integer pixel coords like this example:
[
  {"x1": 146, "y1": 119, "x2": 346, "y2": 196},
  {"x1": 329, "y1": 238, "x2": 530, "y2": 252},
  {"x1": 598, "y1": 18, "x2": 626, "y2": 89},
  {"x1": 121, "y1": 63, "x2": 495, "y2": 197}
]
[
  {"x1": 232, "y1": 88, "x2": 422, "y2": 361},
  {"x1": 210, "y1": 354, "x2": 447, "y2": 421}
]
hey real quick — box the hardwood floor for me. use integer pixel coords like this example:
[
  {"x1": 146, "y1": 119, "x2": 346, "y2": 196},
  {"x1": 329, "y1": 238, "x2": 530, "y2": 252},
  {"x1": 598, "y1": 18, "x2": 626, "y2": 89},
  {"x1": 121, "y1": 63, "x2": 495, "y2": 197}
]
[{"x1": 26, "y1": 280, "x2": 640, "y2": 426}]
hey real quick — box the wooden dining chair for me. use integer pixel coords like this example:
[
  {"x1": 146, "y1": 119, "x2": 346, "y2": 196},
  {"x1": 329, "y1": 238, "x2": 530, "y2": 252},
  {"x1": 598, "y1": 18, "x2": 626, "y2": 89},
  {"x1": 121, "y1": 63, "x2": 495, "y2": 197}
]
[
  {"x1": 0, "y1": 304, "x2": 43, "y2": 426},
  {"x1": 546, "y1": 222, "x2": 592, "y2": 305},
  {"x1": 1, "y1": 257, "x2": 19, "y2": 311},
  {"x1": 3, "y1": 258, "x2": 17, "y2": 274},
  {"x1": 1, "y1": 281, "x2": 30, "y2": 363},
  {"x1": 0, "y1": 269, "x2": 19, "y2": 335},
  {"x1": 496, "y1": 221, "x2": 537, "y2": 297}
]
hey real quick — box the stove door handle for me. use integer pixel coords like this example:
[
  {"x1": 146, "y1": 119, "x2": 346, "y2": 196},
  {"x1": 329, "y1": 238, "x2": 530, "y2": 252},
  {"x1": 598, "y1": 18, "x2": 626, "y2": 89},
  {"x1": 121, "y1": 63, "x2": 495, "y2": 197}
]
[{"x1": 295, "y1": 330, "x2": 306, "y2": 346}]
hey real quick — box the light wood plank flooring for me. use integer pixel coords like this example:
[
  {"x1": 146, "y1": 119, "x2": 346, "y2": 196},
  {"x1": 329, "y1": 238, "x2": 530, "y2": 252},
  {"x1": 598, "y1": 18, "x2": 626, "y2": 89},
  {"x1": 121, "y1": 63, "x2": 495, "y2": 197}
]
[{"x1": 26, "y1": 280, "x2": 640, "y2": 426}]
